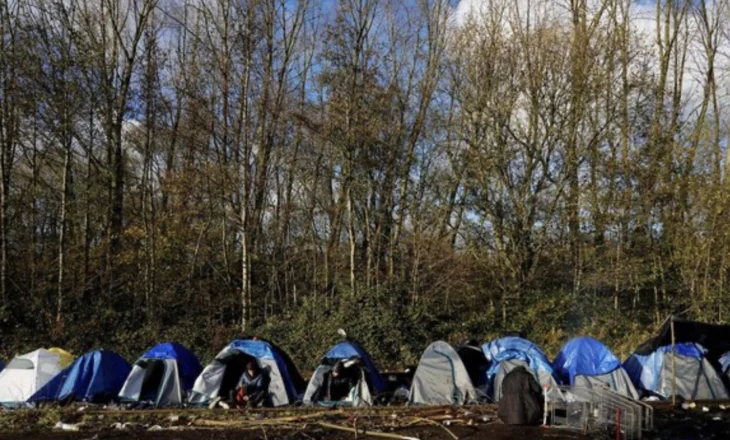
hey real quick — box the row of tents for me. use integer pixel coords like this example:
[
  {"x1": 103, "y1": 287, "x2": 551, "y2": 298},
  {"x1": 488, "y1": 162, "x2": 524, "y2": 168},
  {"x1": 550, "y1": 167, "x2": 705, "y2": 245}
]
[{"x1": 2, "y1": 318, "x2": 730, "y2": 407}]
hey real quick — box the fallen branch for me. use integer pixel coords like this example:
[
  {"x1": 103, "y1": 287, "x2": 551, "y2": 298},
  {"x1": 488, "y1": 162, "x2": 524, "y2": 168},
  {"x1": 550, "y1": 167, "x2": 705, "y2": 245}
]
[
  {"x1": 317, "y1": 421, "x2": 419, "y2": 440},
  {"x1": 411, "y1": 417, "x2": 459, "y2": 440}
]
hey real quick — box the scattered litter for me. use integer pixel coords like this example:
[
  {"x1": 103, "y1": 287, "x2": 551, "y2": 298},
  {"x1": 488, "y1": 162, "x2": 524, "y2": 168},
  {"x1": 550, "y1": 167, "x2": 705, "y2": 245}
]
[
  {"x1": 167, "y1": 415, "x2": 180, "y2": 423},
  {"x1": 721, "y1": 405, "x2": 727, "y2": 410},
  {"x1": 54, "y1": 422, "x2": 80, "y2": 432},
  {"x1": 713, "y1": 417, "x2": 722, "y2": 421},
  {"x1": 702, "y1": 407, "x2": 710, "y2": 413},
  {"x1": 148, "y1": 425, "x2": 164, "y2": 431},
  {"x1": 111, "y1": 422, "x2": 124, "y2": 430}
]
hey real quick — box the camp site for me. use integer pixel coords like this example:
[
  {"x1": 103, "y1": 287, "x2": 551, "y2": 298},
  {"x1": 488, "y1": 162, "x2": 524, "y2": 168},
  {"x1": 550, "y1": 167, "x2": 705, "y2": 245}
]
[
  {"x1": 0, "y1": 321, "x2": 729, "y2": 439},
  {"x1": 3, "y1": 0, "x2": 730, "y2": 438}
]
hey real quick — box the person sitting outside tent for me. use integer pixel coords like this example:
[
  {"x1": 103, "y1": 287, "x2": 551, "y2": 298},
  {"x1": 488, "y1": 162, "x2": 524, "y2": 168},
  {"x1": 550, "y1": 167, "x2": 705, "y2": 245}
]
[
  {"x1": 498, "y1": 366, "x2": 544, "y2": 425},
  {"x1": 322, "y1": 361, "x2": 357, "y2": 401},
  {"x1": 230, "y1": 361, "x2": 271, "y2": 408}
]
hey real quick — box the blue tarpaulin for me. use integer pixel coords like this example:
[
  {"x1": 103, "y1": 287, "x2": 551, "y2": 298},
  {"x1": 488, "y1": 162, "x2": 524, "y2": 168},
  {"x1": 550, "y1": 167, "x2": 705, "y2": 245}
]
[
  {"x1": 553, "y1": 337, "x2": 622, "y2": 385},
  {"x1": 141, "y1": 343, "x2": 202, "y2": 391},
  {"x1": 30, "y1": 350, "x2": 131, "y2": 403},
  {"x1": 227, "y1": 339, "x2": 301, "y2": 400},
  {"x1": 483, "y1": 337, "x2": 554, "y2": 378},
  {"x1": 324, "y1": 341, "x2": 386, "y2": 394},
  {"x1": 483, "y1": 337, "x2": 555, "y2": 397},
  {"x1": 624, "y1": 343, "x2": 707, "y2": 395}
]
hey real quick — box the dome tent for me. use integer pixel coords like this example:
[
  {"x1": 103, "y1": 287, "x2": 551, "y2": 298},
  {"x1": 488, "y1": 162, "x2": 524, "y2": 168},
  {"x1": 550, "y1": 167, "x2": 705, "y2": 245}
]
[
  {"x1": 30, "y1": 349, "x2": 131, "y2": 404},
  {"x1": 119, "y1": 342, "x2": 202, "y2": 407},
  {"x1": 0, "y1": 348, "x2": 74, "y2": 405},
  {"x1": 303, "y1": 337, "x2": 385, "y2": 407},
  {"x1": 483, "y1": 336, "x2": 564, "y2": 402},
  {"x1": 553, "y1": 337, "x2": 638, "y2": 399},
  {"x1": 190, "y1": 338, "x2": 304, "y2": 407},
  {"x1": 408, "y1": 341, "x2": 480, "y2": 405},
  {"x1": 625, "y1": 343, "x2": 728, "y2": 400}
]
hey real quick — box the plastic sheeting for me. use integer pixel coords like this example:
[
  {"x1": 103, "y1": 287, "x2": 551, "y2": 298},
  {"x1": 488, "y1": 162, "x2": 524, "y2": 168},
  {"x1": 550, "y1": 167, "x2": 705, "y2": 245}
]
[
  {"x1": 635, "y1": 318, "x2": 730, "y2": 363},
  {"x1": 322, "y1": 341, "x2": 386, "y2": 394},
  {"x1": 408, "y1": 341, "x2": 478, "y2": 405},
  {"x1": 553, "y1": 337, "x2": 622, "y2": 385},
  {"x1": 30, "y1": 350, "x2": 131, "y2": 403},
  {"x1": 624, "y1": 343, "x2": 728, "y2": 400},
  {"x1": 141, "y1": 343, "x2": 202, "y2": 391}
]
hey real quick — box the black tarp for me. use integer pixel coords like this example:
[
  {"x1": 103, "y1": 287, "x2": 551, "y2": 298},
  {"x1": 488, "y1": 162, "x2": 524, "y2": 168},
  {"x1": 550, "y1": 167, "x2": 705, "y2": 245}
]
[{"x1": 634, "y1": 317, "x2": 730, "y2": 363}]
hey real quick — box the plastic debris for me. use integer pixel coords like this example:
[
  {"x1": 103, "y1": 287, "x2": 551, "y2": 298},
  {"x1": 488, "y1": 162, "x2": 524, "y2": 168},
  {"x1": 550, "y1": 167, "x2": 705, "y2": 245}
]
[
  {"x1": 702, "y1": 407, "x2": 710, "y2": 413},
  {"x1": 148, "y1": 425, "x2": 164, "y2": 431},
  {"x1": 54, "y1": 422, "x2": 80, "y2": 432}
]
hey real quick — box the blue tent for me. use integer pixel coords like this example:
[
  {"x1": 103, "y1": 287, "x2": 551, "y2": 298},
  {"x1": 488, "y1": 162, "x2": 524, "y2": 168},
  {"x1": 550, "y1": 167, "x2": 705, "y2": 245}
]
[
  {"x1": 624, "y1": 343, "x2": 728, "y2": 400},
  {"x1": 323, "y1": 341, "x2": 386, "y2": 394},
  {"x1": 553, "y1": 337, "x2": 639, "y2": 398},
  {"x1": 553, "y1": 337, "x2": 621, "y2": 385},
  {"x1": 483, "y1": 337, "x2": 562, "y2": 401},
  {"x1": 141, "y1": 342, "x2": 202, "y2": 391},
  {"x1": 227, "y1": 339, "x2": 302, "y2": 400},
  {"x1": 30, "y1": 350, "x2": 131, "y2": 403}
]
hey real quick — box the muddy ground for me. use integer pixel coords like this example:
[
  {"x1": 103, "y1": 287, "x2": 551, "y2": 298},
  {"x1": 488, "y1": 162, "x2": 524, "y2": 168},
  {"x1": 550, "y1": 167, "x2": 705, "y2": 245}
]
[{"x1": 0, "y1": 402, "x2": 728, "y2": 439}]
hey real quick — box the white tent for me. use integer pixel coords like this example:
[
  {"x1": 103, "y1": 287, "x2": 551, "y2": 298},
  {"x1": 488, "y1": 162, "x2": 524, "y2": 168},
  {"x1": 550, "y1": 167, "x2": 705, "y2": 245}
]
[{"x1": 0, "y1": 349, "x2": 66, "y2": 403}]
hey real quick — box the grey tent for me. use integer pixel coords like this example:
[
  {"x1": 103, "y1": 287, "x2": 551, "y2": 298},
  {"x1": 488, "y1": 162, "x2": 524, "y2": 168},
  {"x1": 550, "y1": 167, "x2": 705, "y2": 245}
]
[
  {"x1": 553, "y1": 337, "x2": 639, "y2": 400},
  {"x1": 408, "y1": 341, "x2": 479, "y2": 405},
  {"x1": 625, "y1": 343, "x2": 728, "y2": 400},
  {"x1": 303, "y1": 362, "x2": 373, "y2": 406},
  {"x1": 303, "y1": 340, "x2": 385, "y2": 407},
  {"x1": 189, "y1": 339, "x2": 302, "y2": 407},
  {"x1": 118, "y1": 343, "x2": 202, "y2": 408}
]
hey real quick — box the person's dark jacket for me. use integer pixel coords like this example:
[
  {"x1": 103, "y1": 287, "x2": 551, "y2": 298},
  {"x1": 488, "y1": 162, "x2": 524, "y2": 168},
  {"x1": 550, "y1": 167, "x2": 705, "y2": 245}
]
[
  {"x1": 239, "y1": 370, "x2": 271, "y2": 405},
  {"x1": 498, "y1": 366, "x2": 544, "y2": 425},
  {"x1": 323, "y1": 370, "x2": 356, "y2": 401}
]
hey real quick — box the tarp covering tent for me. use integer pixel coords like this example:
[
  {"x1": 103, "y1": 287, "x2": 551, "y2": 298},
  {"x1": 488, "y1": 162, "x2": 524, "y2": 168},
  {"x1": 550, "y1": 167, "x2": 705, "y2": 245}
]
[
  {"x1": 0, "y1": 349, "x2": 70, "y2": 404},
  {"x1": 29, "y1": 350, "x2": 131, "y2": 404},
  {"x1": 483, "y1": 336, "x2": 563, "y2": 402},
  {"x1": 190, "y1": 339, "x2": 304, "y2": 406},
  {"x1": 119, "y1": 342, "x2": 202, "y2": 407},
  {"x1": 635, "y1": 317, "x2": 730, "y2": 364},
  {"x1": 303, "y1": 340, "x2": 385, "y2": 406},
  {"x1": 408, "y1": 341, "x2": 479, "y2": 405},
  {"x1": 624, "y1": 343, "x2": 728, "y2": 400},
  {"x1": 553, "y1": 337, "x2": 639, "y2": 399}
]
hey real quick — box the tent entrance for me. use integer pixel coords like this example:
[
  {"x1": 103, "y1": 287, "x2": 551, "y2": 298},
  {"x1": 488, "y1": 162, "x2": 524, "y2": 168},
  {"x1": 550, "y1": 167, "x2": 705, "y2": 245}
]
[
  {"x1": 217, "y1": 352, "x2": 256, "y2": 400},
  {"x1": 139, "y1": 360, "x2": 166, "y2": 403},
  {"x1": 119, "y1": 358, "x2": 183, "y2": 407}
]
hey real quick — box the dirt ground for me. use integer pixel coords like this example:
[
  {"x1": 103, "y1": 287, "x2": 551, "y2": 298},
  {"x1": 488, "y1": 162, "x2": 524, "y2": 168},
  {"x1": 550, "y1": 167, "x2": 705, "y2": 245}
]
[
  {"x1": 0, "y1": 424, "x2": 588, "y2": 440},
  {"x1": 1, "y1": 402, "x2": 729, "y2": 440}
]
